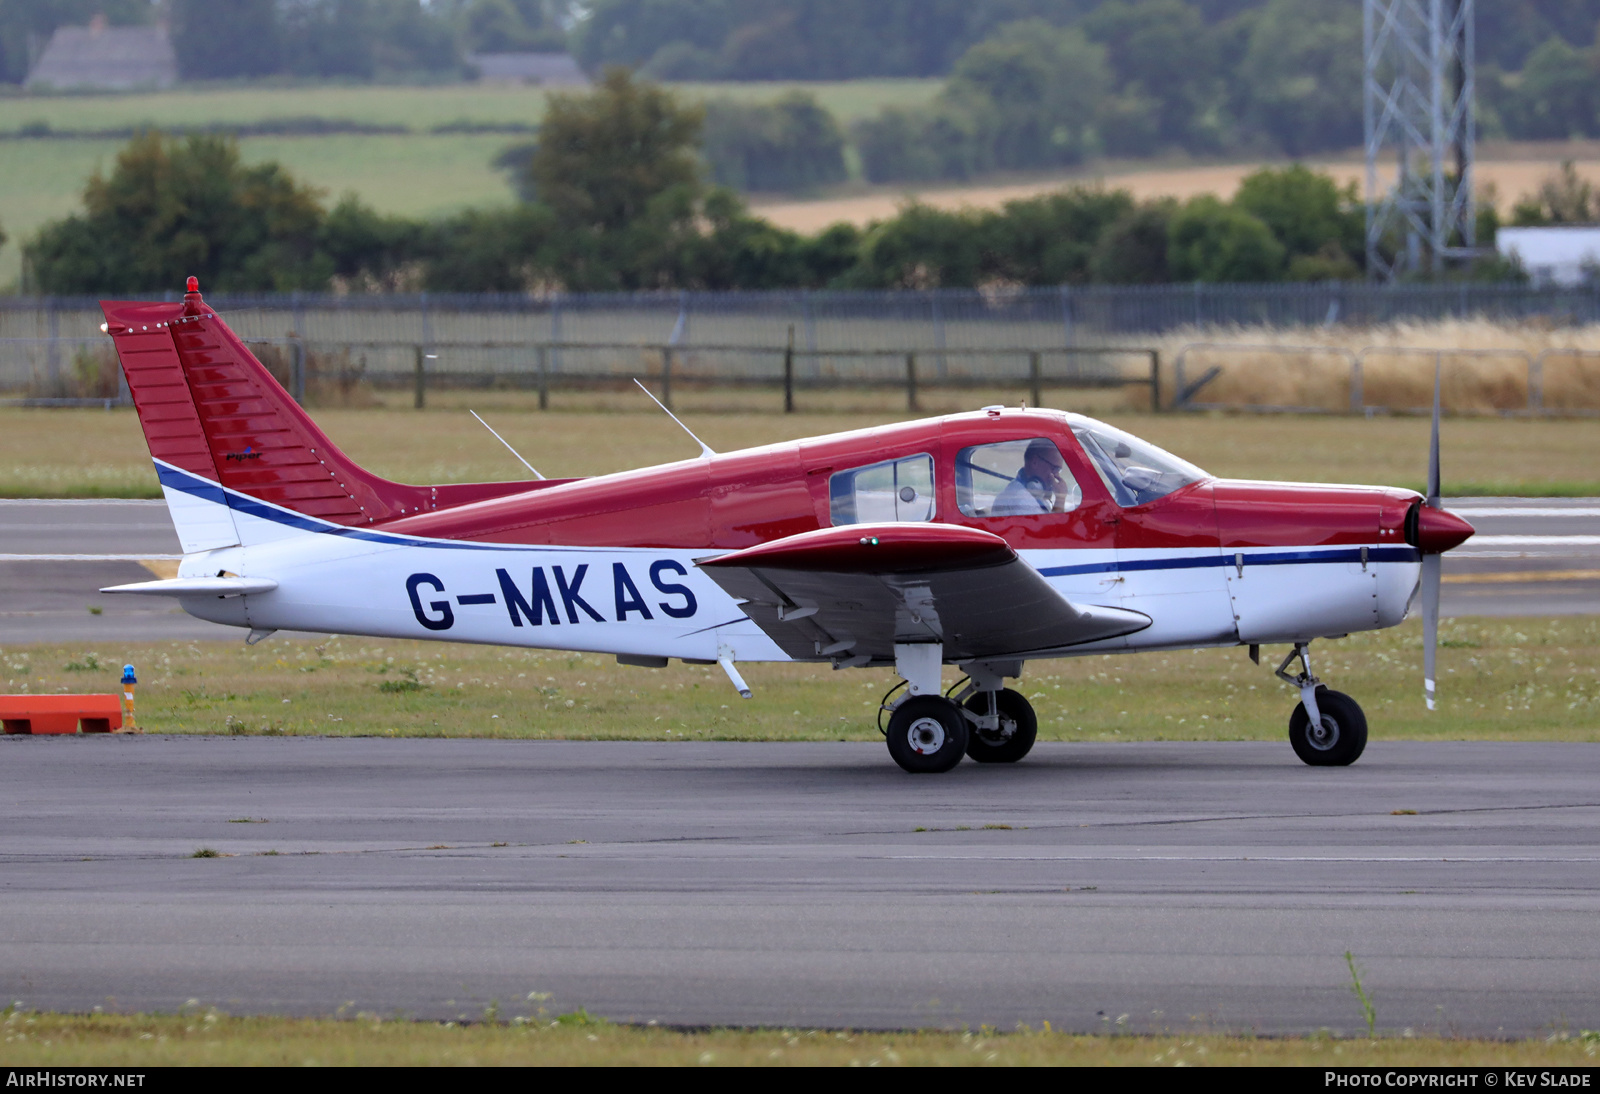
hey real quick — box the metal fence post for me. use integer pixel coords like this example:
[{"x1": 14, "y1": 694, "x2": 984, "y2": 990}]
[
  {"x1": 537, "y1": 344, "x2": 549, "y2": 411},
  {"x1": 1029, "y1": 350, "x2": 1042, "y2": 409},
  {"x1": 1150, "y1": 350, "x2": 1161, "y2": 412},
  {"x1": 905, "y1": 352, "x2": 918, "y2": 412},
  {"x1": 413, "y1": 344, "x2": 426, "y2": 410},
  {"x1": 662, "y1": 346, "x2": 673, "y2": 410},
  {"x1": 291, "y1": 338, "x2": 306, "y2": 406},
  {"x1": 1529, "y1": 353, "x2": 1544, "y2": 413},
  {"x1": 1350, "y1": 357, "x2": 1363, "y2": 413},
  {"x1": 783, "y1": 325, "x2": 795, "y2": 413}
]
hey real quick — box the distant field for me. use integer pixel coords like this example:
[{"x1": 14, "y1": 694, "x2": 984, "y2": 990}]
[
  {"x1": 0, "y1": 407, "x2": 1593, "y2": 498},
  {"x1": 0, "y1": 78, "x2": 940, "y2": 135},
  {"x1": 754, "y1": 151, "x2": 1600, "y2": 232}
]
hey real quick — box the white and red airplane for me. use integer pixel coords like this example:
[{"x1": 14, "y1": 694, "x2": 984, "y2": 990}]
[{"x1": 99, "y1": 279, "x2": 1475, "y2": 773}]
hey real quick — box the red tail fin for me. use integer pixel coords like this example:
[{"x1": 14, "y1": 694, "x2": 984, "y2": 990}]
[{"x1": 102, "y1": 281, "x2": 540, "y2": 526}]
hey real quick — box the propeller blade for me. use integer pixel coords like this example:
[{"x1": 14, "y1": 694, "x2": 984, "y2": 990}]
[
  {"x1": 1427, "y1": 354, "x2": 1442, "y2": 508},
  {"x1": 1422, "y1": 552, "x2": 1441, "y2": 711},
  {"x1": 1423, "y1": 352, "x2": 1443, "y2": 710}
]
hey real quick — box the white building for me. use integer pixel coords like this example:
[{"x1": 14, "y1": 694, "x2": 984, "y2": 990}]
[
  {"x1": 25, "y1": 18, "x2": 176, "y2": 91},
  {"x1": 1496, "y1": 226, "x2": 1600, "y2": 287}
]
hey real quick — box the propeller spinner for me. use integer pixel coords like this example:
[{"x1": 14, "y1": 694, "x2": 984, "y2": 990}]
[{"x1": 1415, "y1": 359, "x2": 1476, "y2": 710}]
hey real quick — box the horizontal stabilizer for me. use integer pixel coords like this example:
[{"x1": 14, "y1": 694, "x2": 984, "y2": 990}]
[{"x1": 99, "y1": 576, "x2": 278, "y2": 598}]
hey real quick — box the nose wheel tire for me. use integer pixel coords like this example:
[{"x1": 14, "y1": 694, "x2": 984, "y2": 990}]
[
  {"x1": 962, "y1": 688, "x2": 1038, "y2": 764},
  {"x1": 886, "y1": 696, "x2": 969, "y2": 774},
  {"x1": 1288, "y1": 687, "x2": 1368, "y2": 767}
]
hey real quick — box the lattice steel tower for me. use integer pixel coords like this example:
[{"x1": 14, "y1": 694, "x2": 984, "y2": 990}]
[{"x1": 1364, "y1": 0, "x2": 1477, "y2": 280}]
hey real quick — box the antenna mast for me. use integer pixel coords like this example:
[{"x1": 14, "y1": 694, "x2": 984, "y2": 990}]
[{"x1": 1364, "y1": 0, "x2": 1477, "y2": 280}]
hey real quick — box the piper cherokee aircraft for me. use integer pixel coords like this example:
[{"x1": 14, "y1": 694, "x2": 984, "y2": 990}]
[{"x1": 98, "y1": 279, "x2": 1475, "y2": 773}]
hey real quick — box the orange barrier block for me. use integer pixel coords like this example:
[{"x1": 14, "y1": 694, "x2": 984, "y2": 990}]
[{"x1": 0, "y1": 695, "x2": 124, "y2": 735}]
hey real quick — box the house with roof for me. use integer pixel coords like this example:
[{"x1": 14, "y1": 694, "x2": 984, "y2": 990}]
[{"x1": 24, "y1": 17, "x2": 177, "y2": 91}]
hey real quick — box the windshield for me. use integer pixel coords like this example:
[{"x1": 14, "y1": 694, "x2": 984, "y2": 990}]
[{"x1": 1068, "y1": 416, "x2": 1208, "y2": 507}]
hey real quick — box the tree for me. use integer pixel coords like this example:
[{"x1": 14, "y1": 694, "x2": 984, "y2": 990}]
[
  {"x1": 170, "y1": 0, "x2": 280, "y2": 79},
  {"x1": 702, "y1": 93, "x2": 847, "y2": 193},
  {"x1": 1501, "y1": 36, "x2": 1599, "y2": 139},
  {"x1": 1511, "y1": 160, "x2": 1599, "y2": 225},
  {"x1": 1089, "y1": 201, "x2": 1174, "y2": 283},
  {"x1": 943, "y1": 20, "x2": 1111, "y2": 170},
  {"x1": 421, "y1": 204, "x2": 559, "y2": 291},
  {"x1": 981, "y1": 188, "x2": 1136, "y2": 285},
  {"x1": 1240, "y1": 0, "x2": 1362, "y2": 155},
  {"x1": 1083, "y1": 0, "x2": 1224, "y2": 150},
  {"x1": 321, "y1": 194, "x2": 427, "y2": 290},
  {"x1": 462, "y1": 0, "x2": 565, "y2": 52},
  {"x1": 1167, "y1": 195, "x2": 1285, "y2": 281},
  {"x1": 524, "y1": 68, "x2": 703, "y2": 233},
  {"x1": 845, "y1": 203, "x2": 986, "y2": 289},
  {"x1": 27, "y1": 132, "x2": 332, "y2": 293},
  {"x1": 1232, "y1": 164, "x2": 1362, "y2": 264}
]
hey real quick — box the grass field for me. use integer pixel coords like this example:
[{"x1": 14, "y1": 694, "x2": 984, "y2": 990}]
[
  {"x1": 1, "y1": 406, "x2": 1594, "y2": 498},
  {"x1": 0, "y1": 79, "x2": 942, "y2": 136},
  {"x1": 2, "y1": 1009, "x2": 1596, "y2": 1066},
  {"x1": 11, "y1": 616, "x2": 1595, "y2": 742}
]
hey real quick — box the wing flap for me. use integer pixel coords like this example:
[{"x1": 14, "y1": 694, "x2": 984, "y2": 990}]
[{"x1": 698, "y1": 524, "x2": 1148, "y2": 663}]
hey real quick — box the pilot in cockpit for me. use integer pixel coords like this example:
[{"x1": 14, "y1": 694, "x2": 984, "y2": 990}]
[{"x1": 990, "y1": 439, "x2": 1073, "y2": 515}]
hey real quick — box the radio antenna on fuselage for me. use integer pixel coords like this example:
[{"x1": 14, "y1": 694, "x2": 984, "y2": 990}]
[
  {"x1": 469, "y1": 410, "x2": 545, "y2": 480},
  {"x1": 633, "y1": 378, "x2": 716, "y2": 458}
]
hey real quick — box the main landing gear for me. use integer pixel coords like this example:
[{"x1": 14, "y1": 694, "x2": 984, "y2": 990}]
[
  {"x1": 1269, "y1": 642, "x2": 1368, "y2": 767},
  {"x1": 880, "y1": 646, "x2": 1037, "y2": 774}
]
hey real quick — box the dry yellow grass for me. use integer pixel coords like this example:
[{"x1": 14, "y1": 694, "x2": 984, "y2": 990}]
[
  {"x1": 753, "y1": 142, "x2": 1600, "y2": 232},
  {"x1": 1154, "y1": 318, "x2": 1600, "y2": 414}
]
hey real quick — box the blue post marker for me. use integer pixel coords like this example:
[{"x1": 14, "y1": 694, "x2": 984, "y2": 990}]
[{"x1": 121, "y1": 664, "x2": 137, "y2": 732}]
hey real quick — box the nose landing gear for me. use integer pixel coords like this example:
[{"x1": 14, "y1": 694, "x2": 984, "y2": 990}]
[{"x1": 1272, "y1": 643, "x2": 1368, "y2": 766}]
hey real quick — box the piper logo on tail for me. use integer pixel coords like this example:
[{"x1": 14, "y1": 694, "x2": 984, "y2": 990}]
[
  {"x1": 406, "y1": 562, "x2": 698, "y2": 632},
  {"x1": 225, "y1": 447, "x2": 263, "y2": 462}
]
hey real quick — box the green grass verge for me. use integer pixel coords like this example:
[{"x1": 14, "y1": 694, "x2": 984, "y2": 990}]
[
  {"x1": 14, "y1": 617, "x2": 1599, "y2": 741},
  {"x1": 2, "y1": 1009, "x2": 1596, "y2": 1066}
]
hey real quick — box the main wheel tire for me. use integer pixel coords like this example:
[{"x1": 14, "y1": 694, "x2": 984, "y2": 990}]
[
  {"x1": 886, "y1": 695, "x2": 969, "y2": 773},
  {"x1": 1288, "y1": 687, "x2": 1368, "y2": 767},
  {"x1": 963, "y1": 688, "x2": 1038, "y2": 764}
]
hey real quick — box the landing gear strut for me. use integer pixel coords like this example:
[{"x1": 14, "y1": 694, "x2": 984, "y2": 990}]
[
  {"x1": 1273, "y1": 643, "x2": 1368, "y2": 766},
  {"x1": 955, "y1": 686, "x2": 1037, "y2": 764},
  {"x1": 880, "y1": 647, "x2": 1035, "y2": 773}
]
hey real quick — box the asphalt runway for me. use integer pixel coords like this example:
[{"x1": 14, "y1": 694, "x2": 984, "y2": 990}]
[
  {"x1": 0, "y1": 737, "x2": 1596, "y2": 1034},
  {"x1": 3, "y1": 498, "x2": 1598, "y2": 644}
]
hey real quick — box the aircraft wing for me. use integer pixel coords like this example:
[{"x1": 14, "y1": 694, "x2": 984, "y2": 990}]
[{"x1": 696, "y1": 523, "x2": 1149, "y2": 664}]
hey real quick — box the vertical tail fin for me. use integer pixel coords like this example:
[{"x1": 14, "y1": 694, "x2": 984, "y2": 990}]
[
  {"x1": 103, "y1": 280, "x2": 418, "y2": 544},
  {"x1": 103, "y1": 279, "x2": 548, "y2": 551}
]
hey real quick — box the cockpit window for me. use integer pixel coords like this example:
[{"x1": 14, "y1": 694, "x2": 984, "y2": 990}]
[
  {"x1": 955, "y1": 438, "x2": 1082, "y2": 517},
  {"x1": 829, "y1": 454, "x2": 935, "y2": 525},
  {"x1": 1069, "y1": 417, "x2": 1208, "y2": 507}
]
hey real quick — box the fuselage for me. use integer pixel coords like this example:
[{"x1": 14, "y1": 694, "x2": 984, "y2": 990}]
[{"x1": 168, "y1": 407, "x2": 1429, "y2": 663}]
